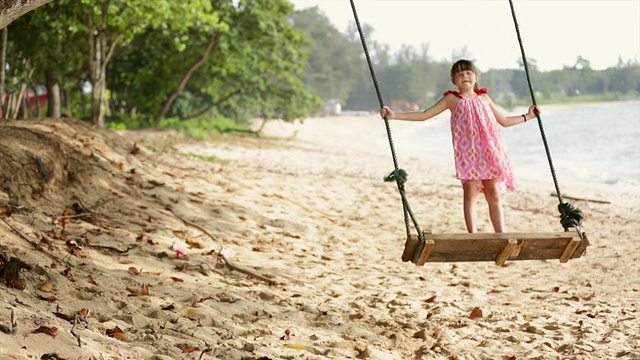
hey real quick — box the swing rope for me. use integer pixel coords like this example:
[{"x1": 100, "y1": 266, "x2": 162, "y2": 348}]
[
  {"x1": 508, "y1": 0, "x2": 584, "y2": 234},
  {"x1": 349, "y1": 0, "x2": 426, "y2": 254}
]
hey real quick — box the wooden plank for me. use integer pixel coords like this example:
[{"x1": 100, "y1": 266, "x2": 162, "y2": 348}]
[
  {"x1": 401, "y1": 235, "x2": 419, "y2": 262},
  {"x1": 415, "y1": 240, "x2": 435, "y2": 266},
  {"x1": 406, "y1": 229, "x2": 589, "y2": 263},
  {"x1": 559, "y1": 237, "x2": 581, "y2": 263},
  {"x1": 495, "y1": 239, "x2": 518, "y2": 266}
]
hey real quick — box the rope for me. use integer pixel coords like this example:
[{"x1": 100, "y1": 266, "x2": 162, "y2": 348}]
[
  {"x1": 349, "y1": 0, "x2": 425, "y2": 255},
  {"x1": 508, "y1": 0, "x2": 584, "y2": 235}
]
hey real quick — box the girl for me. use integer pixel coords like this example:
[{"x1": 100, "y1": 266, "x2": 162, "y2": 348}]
[{"x1": 379, "y1": 59, "x2": 539, "y2": 233}]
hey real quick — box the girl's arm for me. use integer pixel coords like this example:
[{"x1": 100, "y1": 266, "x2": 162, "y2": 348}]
[
  {"x1": 484, "y1": 94, "x2": 539, "y2": 127},
  {"x1": 380, "y1": 95, "x2": 453, "y2": 121}
]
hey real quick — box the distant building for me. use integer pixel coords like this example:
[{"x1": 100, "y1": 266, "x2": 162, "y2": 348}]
[{"x1": 323, "y1": 99, "x2": 342, "y2": 116}]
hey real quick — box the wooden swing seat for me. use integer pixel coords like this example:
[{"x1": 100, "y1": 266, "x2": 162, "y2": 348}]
[{"x1": 403, "y1": 228, "x2": 589, "y2": 266}]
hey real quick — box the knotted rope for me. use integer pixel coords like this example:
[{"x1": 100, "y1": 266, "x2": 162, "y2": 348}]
[{"x1": 349, "y1": 0, "x2": 425, "y2": 258}]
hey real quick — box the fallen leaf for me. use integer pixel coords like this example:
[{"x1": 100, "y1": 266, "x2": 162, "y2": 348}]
[
  {"x1": 38, "y1": 295, "x2": 57, "y2": 302},
  {"x1": 106, "y1": 326, "x2": 124, "y2": 338},
  {"x1": 170, "y1": 277, "x2": 184, "y2": 282},
  {"x1": 38, "y1": 282, "x2": 53, "y2": 292},
  {"x1": 182, "y1": 346, "x2": 200, "y2": 353},
  {"x1": 140, "y1": 284, "x2": 149, "y2": 296},
  {"x1": 113, "y1": 332, "x2": 128, "y2": 341},
  {"x1": 33, "y1": 326, "x2": 58, "y2": 337},
  {"x1": 128, "y1": 267, "x2": 140, "y2": 276},
  {"x1": 469, "y1": 307, "x2": 483, "y2": 319}
]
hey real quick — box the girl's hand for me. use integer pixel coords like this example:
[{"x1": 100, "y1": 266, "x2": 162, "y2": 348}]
[
  {"x1": 380, "y1": 106, "x2": 395, "y2": 120},
  {"x1": 527, "y1": 104, "x2": 540, "y2": 119}
]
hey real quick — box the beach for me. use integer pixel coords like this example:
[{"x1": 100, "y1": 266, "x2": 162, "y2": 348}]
[{"x1": 0, "y1": 115, "x2": 638, "y2": 359}]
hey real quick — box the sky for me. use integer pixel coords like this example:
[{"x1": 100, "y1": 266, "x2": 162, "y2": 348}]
[{"x1": 288, "y1": 0, "x2": 640, "y2": 71}]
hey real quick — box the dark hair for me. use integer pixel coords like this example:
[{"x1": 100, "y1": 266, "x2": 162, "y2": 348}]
[{"x1": 450, "y1": 59, "x2": 479, "y2": 91}]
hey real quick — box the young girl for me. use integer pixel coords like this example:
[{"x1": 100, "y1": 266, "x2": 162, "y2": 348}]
[{"x1": 379, "y1": 59, "x2": 539, "y2": 233}]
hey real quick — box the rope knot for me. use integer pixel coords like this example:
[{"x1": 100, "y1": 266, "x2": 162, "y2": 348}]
[
  {"x1": 384, "y1": 169, "x2": 408, "y2": 186},
  {"x1": 558, "y1": 201, "x2": 584, "y2": 230}
]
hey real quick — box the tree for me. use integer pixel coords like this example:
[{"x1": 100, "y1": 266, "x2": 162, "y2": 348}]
[
  {"x1": 7, "y1": 2, "x2": 87, "y2": 118},
  {"x1": 0, "y1": 0, "x2": 55, "y2": 29},
  {"x1": 107, "y1": 0, "x2": 318, "y2": 123},
  {"x1": 289, "y1": 7, "x2": 362, "y2": 104},
  {"x1": 73, "y1": 0, "x2": 222, "y2": 126},
  {"x1": 512, "y1": 57, "x2": 539, "y2": 98}
]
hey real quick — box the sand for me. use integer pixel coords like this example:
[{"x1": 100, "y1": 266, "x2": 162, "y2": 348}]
[{"x1": 0, "y1": 115, "x2": 638, "y2": 360}]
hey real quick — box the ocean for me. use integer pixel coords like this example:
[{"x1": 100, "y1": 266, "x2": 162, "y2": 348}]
[{"x1": 387, "y1": 100, "x2": 640, "y2": 190}]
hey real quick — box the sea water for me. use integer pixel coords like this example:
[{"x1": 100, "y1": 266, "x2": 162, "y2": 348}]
[{"x1": 389, "y1": 100, "x2": 640, "y2": 190}]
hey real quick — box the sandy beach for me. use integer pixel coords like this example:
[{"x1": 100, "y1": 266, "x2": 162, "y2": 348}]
[{"x1": 0, "y1": 115, "x2": 638, "y2": 359}]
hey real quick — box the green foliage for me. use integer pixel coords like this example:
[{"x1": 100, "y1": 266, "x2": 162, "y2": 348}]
[
  {"x1": 105, "y1": 0, "x2": 319, "y2": 123},
  {"x1": 107, "y1": 113, "x2": 245, "y2": 141},
  {"x1": 8, "y1": 1, "x2": 639, "y2": 126},
  {"x1": 289, "y1": 7, "x2": 363, "y2": 104}
]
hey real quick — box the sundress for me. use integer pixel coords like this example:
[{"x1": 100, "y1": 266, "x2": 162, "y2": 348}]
[{"x1": 445, "y1": 88, "x2": 515, "y2": 193}]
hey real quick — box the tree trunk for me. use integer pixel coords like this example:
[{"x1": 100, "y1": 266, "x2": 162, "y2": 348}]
[
  {"x1": 86, "y1": 3, "x2": 121, "y2": 127},
  {"x1": 155, "y1": 31, "x2": 218, "y2": 122},
  {"x1": 45, "y1": 69, "x2": 61, "y2": 118},
  {"x1": 6, "y1": 83, "x2": 26, "y2": 119},
  {"x1": 87, "y1": 11, "x2": 105, "y2": 127},
  {"x1": 0, "y1": 26, "x2": 6, "y2": 118}
]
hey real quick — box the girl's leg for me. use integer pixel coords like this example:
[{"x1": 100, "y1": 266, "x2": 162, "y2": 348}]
[
  {"x1": 462, "y1": 180, "x2": 480, "y2": 233},
  {"x1": 482, "y1": 179, "x2": 504, "y2": 233}
]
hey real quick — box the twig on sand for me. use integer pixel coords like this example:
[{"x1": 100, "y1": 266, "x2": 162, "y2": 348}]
[
  {"x1": 217, "y1": 253, "x2": 278, "y2": 286},
  {"x1": 0, "y1": 216, "x2": 39, "y2": 249},
  {"x1": 172, "y1": 212, "x2": 221, "y2": 245},
  {"x1": 199, "y1": 342, "x2": 213, "y2": 359},
  {"x1": 171, "y1": 211, "x2": 277, "y2": 285},
  {"x1": 70, "y1": 309, "x2": 90, "y2": 347}
]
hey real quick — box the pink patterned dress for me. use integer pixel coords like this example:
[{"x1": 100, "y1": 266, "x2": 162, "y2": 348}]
[{"x1": 446, "y1": 88, "x2": 515, "y2": 193}]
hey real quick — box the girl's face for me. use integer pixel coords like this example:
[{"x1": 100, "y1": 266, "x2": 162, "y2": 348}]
[{"x1": 452, "y1": 70, "x2": 477, "y2": 91}]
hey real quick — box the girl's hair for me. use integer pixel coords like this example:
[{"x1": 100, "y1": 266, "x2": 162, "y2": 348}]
[{"x1": 450, "y1": 59, "x2": 479, "y2": 91}]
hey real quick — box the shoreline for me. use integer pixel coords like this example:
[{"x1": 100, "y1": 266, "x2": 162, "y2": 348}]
[{"x1": 265, "y1": 113, "x2": 640, "y2": 196}]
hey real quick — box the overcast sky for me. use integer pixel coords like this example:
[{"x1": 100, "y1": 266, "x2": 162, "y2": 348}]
[{"x1": 288, "y1": 0, "x2": 640, "y2": 71}]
